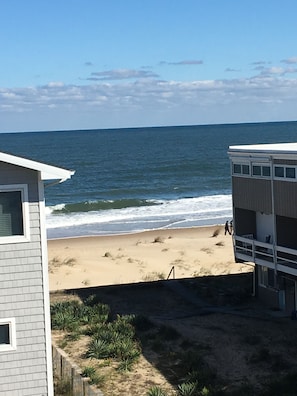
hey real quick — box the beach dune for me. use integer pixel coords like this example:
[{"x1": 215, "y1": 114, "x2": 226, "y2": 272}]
[{"x1": 48, "y1": 226, "x2": 252, "y2": 291}]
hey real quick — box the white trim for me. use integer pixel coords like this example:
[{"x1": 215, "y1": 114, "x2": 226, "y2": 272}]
[
  {"x1": 38, "y1": 174, "x2": 54, "y2": 396},
  {"x1": 0, "y1": 317, "x2": 16, "y2": 352},
  {"x1": 0, "y1": 184, "x2": 31, "y2": 244},
  {"x1": 0, "y1": 151, "x2": 74, "y2": 182}
]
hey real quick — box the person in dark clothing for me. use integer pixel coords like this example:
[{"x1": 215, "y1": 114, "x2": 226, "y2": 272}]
[
  {"x1": 229, "y1": 220, "x2": 233, "y2": 234},
  {"x1": 225, "y1": 220, "x2": 231, "y2": 235}
]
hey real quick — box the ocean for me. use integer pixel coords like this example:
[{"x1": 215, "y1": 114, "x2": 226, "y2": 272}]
[{"x1": 0, "y1": 121, "x2": 296, "y2": 239}]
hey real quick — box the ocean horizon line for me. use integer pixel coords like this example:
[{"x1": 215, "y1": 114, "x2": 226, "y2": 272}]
[{"x1": 2, "y1": 119, "x2": 296, "y2": 135}]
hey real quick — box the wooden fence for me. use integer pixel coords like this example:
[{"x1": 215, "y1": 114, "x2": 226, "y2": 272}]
[{"x1": 52, "y1": 343, "x2": 104, "y2": 396}]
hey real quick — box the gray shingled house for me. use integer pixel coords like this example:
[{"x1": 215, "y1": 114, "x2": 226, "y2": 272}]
[
  {"x1": 228, "y1": 142, "x2": 297, "y2": 313},
  {"x1": 0, "y1": 151, "x2": 74, "y2": 395}
]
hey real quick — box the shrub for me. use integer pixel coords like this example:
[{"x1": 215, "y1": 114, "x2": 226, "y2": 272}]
[
  {"x1": 82, "y1": 366, "x2": 96, "y2": 378},
  {"x1": 88, "y1": 372, "x2": 105, "y2": 386},
  {"x1": 87, "y1": 339, "x2": 111, "y2": 359},
  {"x1": 147, "y1": 386, "x2": 168, "y2": 396},
  {"x1": 177, "y1": 381, "x2": 198, "y2": 395}
]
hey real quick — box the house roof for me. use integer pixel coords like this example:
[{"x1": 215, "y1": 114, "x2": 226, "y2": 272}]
[
  {"x1": 229, "y1": 142, "x2": 297, "y2": 155},
  {"x1": 0, "y1": 151, "x2": 75, "y2": 183}
]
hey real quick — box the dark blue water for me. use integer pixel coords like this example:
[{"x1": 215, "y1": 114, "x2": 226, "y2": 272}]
[{"x1": 0, "y1": 121, "x2": 296, "y2": 237}]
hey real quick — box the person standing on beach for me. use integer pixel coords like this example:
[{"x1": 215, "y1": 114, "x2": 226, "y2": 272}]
[
  {"x1": 224, "y1": 220, "x2": 231, "y2": 235},
  {"x1": 229, "y1": 220, "x2": 233, "y2": 234}
]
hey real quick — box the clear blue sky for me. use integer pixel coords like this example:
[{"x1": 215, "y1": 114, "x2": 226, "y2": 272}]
[{"x1": 1, "y1": 0, "x2": 297, "y2": 132}]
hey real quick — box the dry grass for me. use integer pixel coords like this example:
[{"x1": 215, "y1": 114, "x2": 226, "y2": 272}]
[
  {"x1": 49, "y1": 257, "x2": 76, "y2": 273},
  {"x1": 152, "y1": 236, "x2": 165, "y2": 243},
  {"x1": 212, "y1": 228, "x2": 221, "y2": 237},
  {"x1": 200, "y1": 247, "x2": 213, "y2": 255}
]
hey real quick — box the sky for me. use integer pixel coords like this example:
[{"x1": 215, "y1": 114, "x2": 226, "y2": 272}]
[{"x1": 1, "y1": 0, "x2": 297, "y2": 133}]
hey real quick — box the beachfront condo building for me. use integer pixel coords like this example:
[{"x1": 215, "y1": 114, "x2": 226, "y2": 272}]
[{"x1": 228, "y1": 142, "x2": 297, "y2": 314}]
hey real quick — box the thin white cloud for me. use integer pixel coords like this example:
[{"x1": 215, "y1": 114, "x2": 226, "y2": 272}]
[
  {"x1": 87, "y1": 68, "x2": 159, "y2": 81},
  {"x1": 225, "y1": 68, "x2": 241, "y2": 72},
  {"x1": 281, "y1": 57, "x2": 297, "y2": 64},
  {"x1": 255, "y1": 66, "x2": 297, "y2": 77},
  {"x1": 251, "y1": 61, "x2": 271, "y2": 66},
  {"x1": 160, "y1": 60, "x2": 203, "y2": 66}
]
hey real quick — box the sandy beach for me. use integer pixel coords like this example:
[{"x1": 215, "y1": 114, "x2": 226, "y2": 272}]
[{"x1": 48, "y1": 225, "x2": 252, "y2": 291}]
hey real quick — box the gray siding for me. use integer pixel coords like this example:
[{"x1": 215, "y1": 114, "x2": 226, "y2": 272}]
[
  {"x1": 232, "y1": 176, "x2": 272, "y2": 213},
  {"x1": 0, "y1": 164, "x2": 48, "y2": 395},
  {"x1": 274, "y1": 180, "x2": 297, "y2": 218},
  {"x1": 274, "y1": 159, "x2": 297, "y2": 165}
]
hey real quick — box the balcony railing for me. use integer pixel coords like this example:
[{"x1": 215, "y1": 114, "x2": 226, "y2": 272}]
[{"x1": 234, "y1": 235, "x2": 297, "y2": 274}]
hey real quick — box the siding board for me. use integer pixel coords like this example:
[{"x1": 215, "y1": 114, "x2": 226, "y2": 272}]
[
  {"x1": 232, "y1": 177, "x2": 272, "y2": 213},
  {"x1": 274, "y1": 180, "x2": 297, "y2": 218},
  {"x1": 0, "y1": 165, "x2": 49, "y2": 396}
]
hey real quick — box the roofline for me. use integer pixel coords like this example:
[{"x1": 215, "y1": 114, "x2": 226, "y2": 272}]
[
  {"x1": 0, "y1": 151, "x2": 75, "y2": 182},
  {"x1": 228, "y1": 143, "x2": 297, "y2": 160}
]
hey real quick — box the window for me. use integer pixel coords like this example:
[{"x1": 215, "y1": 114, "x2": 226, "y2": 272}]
[
  {"x1": 233, "y1": 163, "x2": 250, "y2": 176},
  {"x1": 275, "y1": 167, "x2": 284, "y2": 178},
  {"x1": 274, "y1": 165, "x2": 297, "y2": 180},
  {"x1": 0, "y1": 318, "x2": 16, "y2": 352},
  {"x1": 0, "y1": 185, "x2": 30, "y2": 243},
  {"x1": 286, "y1": 167, "x2": 295, "y2": 179},
  {"x1": 252, "y1": 164, "x2": 271, "y2": 178},
  {"x1": 252, "y1": 165, "x2": 261, "y2": 176},
  {"x1": 262, "y1": 166, "x2": 271, "y2": 177},
  {"x1": 242, "y1": 164, "x2": 250, "y2": 175},
  {"x1": 233, "y1": 164, "x2": 241, "y2": 174}
]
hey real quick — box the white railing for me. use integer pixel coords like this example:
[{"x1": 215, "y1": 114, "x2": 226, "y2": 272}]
[{"x1": 234, "y1": 235, "x2": 297, "y2": 273}]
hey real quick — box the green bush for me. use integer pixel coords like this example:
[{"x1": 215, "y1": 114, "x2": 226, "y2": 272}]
[
  {"x1": 87, "y1": 339, "x2": 111, "y2": 359},
  {"x1": 178, "y1": 381, "x2": 198, "y2": 396},
  {"x1": 147, "y1": 386, "x2": 168, "y2": 396},
  {"x1": 82, "y1": 366, "x2": 96, "y2": 378}
]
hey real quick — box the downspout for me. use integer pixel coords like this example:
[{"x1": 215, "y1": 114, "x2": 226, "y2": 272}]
[
  {"x1": 270, "y1": 157, "x2": 279, "y2": 292},
  {"x1": 38, "y1": 172, "x2": 54, "y2": 396},
  {"x1": 270, "y1": 158, "x2": 277, "y2": 263}
]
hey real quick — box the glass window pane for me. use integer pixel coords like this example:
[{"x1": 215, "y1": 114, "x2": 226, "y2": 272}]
[
  {"x1": 275, "y1": 167, "x2": 284, "y2": 177},
  {"x1": 262, "y1": 166, "x2": 271, "y2": 177},
  {"x1": 286, "y1": 167, "x2": 295, "y2": 179},
  {"x1": 0, "y1": 324, "x2": 10, "y2": 344},
  {"x1": 242, "y1": 165, "x2": 250, "y2": 175},
  {"x1": 252, "y1": 165, "x2": 261, "y2": 176},
  {"x1": 233, "y1": 164, "x2": 241, "y2": 174},
  {"x1": 0, "y1": 191, "x2": 23, "y2": 237}
]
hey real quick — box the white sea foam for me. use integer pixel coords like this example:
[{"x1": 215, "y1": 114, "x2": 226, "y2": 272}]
[{"x1": 46, "y1": 194, "x2": 233, "y2": 238}]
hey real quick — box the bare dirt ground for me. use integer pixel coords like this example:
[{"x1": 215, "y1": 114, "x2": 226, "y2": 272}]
[{"x1": 51, "y1": 273, "x2": 297, "y2": 395}]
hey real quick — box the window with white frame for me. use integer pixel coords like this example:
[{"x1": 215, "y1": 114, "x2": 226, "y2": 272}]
[
  {"x1": 252, "y1": 164, "x2": 271, "y2": 178},
  {"x1": 274, "y1": 165, "x2": 297, "y2": 180},
  {"x1": 0, "y1": 185, "x2": 30, "y2": 243},
  {"x1": 232, "y1": 163, "x2": 250, "y2": 176},
  {"x1": 0, "y1": 318, "x2": 16, "y2": 352}
]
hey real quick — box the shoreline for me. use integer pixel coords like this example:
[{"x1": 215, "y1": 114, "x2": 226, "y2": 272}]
[
  {"x1": 47, "y1": 224, "x2": 224, "y2": 241},
  {"x1": 48, "y1": 225, "x2": 251, "y2": 291}
]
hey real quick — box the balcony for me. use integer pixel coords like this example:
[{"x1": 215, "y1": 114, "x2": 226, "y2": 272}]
[{"x1": 234, "y1": 235, "x2": 297, "y2": 275}]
